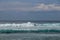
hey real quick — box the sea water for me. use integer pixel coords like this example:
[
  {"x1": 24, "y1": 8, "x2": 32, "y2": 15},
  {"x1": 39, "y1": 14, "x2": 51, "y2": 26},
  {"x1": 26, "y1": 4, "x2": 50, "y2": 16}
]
[
  {"x1": 0, "y1": 33, "x2": 60, "y2": 40},
  {"x1": 0, "y1": 21, "x2": 60, "y2": 40},
  {"x1": 0, "y1": 22, "x2": 60, "y2": 30}
]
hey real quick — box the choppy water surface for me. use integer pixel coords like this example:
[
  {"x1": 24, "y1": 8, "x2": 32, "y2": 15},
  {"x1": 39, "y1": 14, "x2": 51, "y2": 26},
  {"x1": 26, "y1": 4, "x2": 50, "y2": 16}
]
[
  {"x1": 0, "y1": 22, "x2": 60, "y2": 30},
  {"x1": 0, "y1": 33, "x2": 60, "y2": 40},
  {"x1": 0, "y1": 22, "x2": 60, "y2": 40}
]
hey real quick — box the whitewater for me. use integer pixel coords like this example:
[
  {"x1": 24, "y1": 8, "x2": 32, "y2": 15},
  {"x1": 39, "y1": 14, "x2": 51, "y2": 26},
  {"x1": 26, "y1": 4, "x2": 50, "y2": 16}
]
[
  {"x1": 0, "y1": 22, "x2": 60, "y2": 40},
  {"x1": 0, "y1": 22, "x2": 60, "y2": 30}
]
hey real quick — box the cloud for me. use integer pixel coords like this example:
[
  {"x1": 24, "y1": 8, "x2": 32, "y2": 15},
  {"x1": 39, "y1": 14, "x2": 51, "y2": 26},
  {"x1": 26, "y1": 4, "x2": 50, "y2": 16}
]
[
  {"x1": 0, "y1": 2, "x2": 60, "y2": 11},
  {"x1": 33, "y1": 3, "x2": 60, "y2": 11}
]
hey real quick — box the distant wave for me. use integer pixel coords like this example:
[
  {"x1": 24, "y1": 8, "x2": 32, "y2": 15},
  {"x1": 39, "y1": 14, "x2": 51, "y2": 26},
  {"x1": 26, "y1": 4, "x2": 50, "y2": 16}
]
[
  {"x1": 0, "y1": 22, "x2": 60, "y2": 33},
  {"x1": 0, "y1": 22, "x2": 60, "y2": 30},
  {"x1": 0, "y1": 29, "x2": 60, "y2": 33}
]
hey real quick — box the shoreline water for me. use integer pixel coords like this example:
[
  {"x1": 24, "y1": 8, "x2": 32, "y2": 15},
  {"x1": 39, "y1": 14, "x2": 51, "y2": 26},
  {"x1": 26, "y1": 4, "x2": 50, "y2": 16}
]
[{"x1": 0, "y1": 33, "x2": 60, "y2": 40}]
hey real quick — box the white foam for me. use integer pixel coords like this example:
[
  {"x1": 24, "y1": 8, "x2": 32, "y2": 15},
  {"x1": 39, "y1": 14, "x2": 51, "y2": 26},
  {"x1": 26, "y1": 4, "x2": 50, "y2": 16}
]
[{"x1": 0, "y1": 22, "x2": 60, "y2": 30}]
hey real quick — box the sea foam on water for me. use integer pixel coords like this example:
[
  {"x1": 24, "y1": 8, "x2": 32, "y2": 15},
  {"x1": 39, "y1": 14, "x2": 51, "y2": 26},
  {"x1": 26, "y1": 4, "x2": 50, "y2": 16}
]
[{"x1": 0, "y1": 22, "x2": 60, "y2": 30}]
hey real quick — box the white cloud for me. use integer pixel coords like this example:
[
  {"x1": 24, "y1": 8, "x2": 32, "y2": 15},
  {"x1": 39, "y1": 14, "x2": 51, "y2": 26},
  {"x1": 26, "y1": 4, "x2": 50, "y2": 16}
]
[
  {"x1": 33, "y1": 3, "x2": 60, "y2": 11},
  {"x1": 0, "y1": 2, "x2": 60, "y2": 11}
]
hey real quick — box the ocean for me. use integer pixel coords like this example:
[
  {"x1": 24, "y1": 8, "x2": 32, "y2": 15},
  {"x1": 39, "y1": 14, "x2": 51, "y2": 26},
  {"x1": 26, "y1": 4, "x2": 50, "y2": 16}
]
[
  {"x1": 0, "y1": 33, "x2": 60, "y2": 40},
  {"x1": 0, "y1": 21, "x2": 60, "y2": 40}
]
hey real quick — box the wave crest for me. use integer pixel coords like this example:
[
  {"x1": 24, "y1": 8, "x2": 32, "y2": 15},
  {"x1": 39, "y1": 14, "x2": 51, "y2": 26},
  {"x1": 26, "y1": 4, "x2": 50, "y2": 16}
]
[{"x1": 0, "y1": 22, "x2": 60, "y2": 30}]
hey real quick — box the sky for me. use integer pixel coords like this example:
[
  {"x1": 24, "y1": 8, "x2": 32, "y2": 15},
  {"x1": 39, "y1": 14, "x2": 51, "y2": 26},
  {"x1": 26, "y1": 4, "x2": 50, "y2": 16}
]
[{"x1": 0, "y1": 0, "x2": 60, "y2": 21}]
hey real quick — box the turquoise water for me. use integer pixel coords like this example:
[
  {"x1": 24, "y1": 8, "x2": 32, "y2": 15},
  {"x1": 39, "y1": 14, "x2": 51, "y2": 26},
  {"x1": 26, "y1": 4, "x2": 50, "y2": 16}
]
[
  {"x1": 0, "y1": 22, "x2": 60, "y2": 33},
  {"x1": 0, "y1": 22, "x2": 60, "y2": 40}
]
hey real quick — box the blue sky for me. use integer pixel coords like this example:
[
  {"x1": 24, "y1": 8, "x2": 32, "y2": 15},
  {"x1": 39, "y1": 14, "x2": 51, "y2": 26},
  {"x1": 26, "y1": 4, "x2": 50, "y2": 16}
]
[{"x1": 0, "y1": 0, "x2": 60, "y2": 20}]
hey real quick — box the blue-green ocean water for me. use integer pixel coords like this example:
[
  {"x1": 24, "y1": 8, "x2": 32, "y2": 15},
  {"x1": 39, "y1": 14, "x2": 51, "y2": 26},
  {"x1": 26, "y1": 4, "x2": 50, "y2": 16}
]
[
  {"x1": 0, "y1": 21, "x2": 60, "y2": 40},
  {"x1": 0, "y1": 33, "x2": 60, "y2": 40}
]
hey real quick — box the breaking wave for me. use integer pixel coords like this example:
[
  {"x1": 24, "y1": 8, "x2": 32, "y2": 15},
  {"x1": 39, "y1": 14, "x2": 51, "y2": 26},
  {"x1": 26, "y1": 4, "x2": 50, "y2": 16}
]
[{"x1": 0, "y1": 22, "x2": 60, "y2": 33}]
